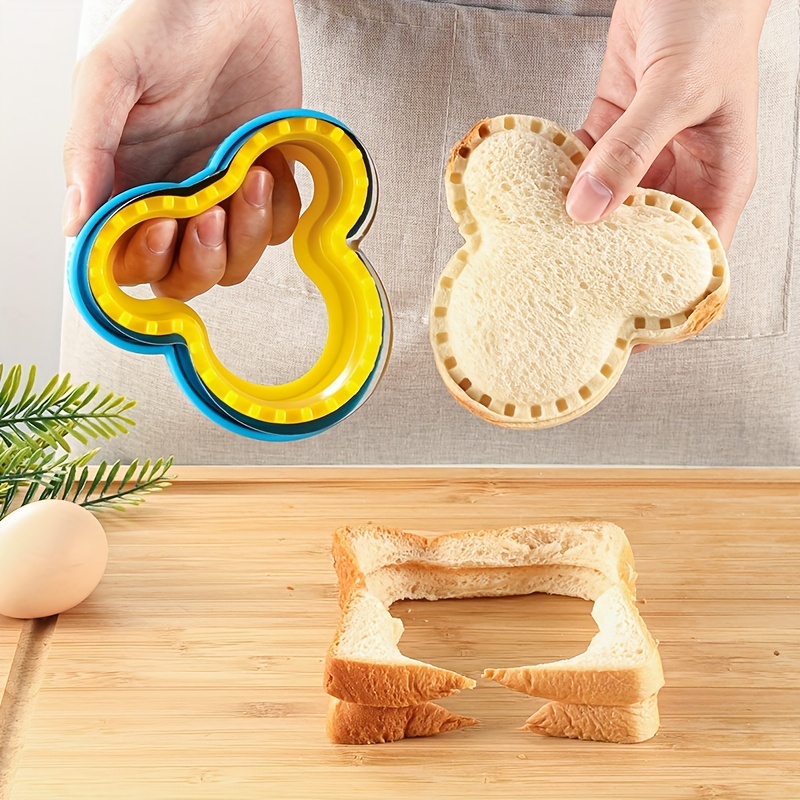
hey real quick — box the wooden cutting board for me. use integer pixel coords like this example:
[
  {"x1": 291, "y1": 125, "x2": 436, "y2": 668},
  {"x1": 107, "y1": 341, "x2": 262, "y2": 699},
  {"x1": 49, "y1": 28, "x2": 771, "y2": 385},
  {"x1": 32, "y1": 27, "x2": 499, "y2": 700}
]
[{"x1": 1, "y1": 468, "x2": 798, "y2": 800}]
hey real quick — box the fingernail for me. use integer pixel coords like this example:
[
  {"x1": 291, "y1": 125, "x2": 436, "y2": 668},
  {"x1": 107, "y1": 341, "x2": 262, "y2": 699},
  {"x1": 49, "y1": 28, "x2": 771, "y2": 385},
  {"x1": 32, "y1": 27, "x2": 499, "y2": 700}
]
[
  {"x1": 196, "y1": 209, "x2": 225, "y2": 248},
  {"x1": 145, "y1": 220, "x2": 176, "y2": 254},
  {"x1": 243, "y1": 169, "x2": 271, "y2": 208},
  {"x1": 62, "y1": 185, "x2": 81, "y2": 234},
  {"x1": 566, "y1": 173, "x2": 613, "y2": 224}
]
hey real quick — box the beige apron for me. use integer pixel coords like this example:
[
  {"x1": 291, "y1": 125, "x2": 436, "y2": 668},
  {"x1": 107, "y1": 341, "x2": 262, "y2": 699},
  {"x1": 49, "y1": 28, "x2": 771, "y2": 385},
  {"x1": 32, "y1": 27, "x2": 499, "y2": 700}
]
[{"x1": 61, "y1": 0, "x2": 799, "y2": 465}]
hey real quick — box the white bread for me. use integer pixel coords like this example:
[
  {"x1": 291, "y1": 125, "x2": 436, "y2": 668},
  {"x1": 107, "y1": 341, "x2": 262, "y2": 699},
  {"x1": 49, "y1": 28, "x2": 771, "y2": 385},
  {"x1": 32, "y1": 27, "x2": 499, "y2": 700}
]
[
  {"x1": 484, "y1": 583, "x2": 664, "y2": 705},
  {"x1": 430, "y1": 115, "x2": 729, "y2": 429},
  {"x1": 326, "y1": 697, "x2": 478, "y2": 745},
  {"x1": 325, "y1": 589, "x2": 477, "y2": 708},
  {"x1": 324, "y1": 524, "x2": 663, "y2": 744},
  {"x1": 324, "y1": 523, "x2": 637, "y2": 707},
  {"x1": 523, "y1": 694, "x2": 660, "y2": 744}
]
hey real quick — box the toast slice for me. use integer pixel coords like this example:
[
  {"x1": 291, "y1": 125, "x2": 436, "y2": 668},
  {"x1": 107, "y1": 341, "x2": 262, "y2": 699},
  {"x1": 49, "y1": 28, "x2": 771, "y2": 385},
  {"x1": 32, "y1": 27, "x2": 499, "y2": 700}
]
[
  {"x1": 327, "y1": 697, "x2": 478, "y2": 745},
  {"x1": 431, "y1": 115, "x2": 729, "y2": 429},
  {"x1": 484, "y1": 583, "x2": 665, "y2": 705},
  {"x1": 523, "y1": 694, "x2": 660, "y2": 744},
  {"x1": 324, "y1": 523, "x2": 638, "y2": 707},
  {"x1": 325, "y1": 589, "x2": 477, "y2": 707}
]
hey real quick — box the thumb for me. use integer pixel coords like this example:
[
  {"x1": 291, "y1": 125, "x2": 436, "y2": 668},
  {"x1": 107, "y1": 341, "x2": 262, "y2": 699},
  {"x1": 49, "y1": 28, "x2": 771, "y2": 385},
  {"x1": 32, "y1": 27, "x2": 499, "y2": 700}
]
[
  {"x1": 566, "y1": 86, "x2": 685, "y2": 224},
  {"x1": 62, "y1": 48, "x2": 139, "y2": 236}
]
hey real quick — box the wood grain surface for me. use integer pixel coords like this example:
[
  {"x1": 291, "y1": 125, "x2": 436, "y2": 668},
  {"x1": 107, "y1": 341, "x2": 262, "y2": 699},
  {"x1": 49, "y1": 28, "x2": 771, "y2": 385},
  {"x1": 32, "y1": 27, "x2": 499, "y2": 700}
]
[{"x1": 0, "y1": 468, "x2": 798, "y2": 800}]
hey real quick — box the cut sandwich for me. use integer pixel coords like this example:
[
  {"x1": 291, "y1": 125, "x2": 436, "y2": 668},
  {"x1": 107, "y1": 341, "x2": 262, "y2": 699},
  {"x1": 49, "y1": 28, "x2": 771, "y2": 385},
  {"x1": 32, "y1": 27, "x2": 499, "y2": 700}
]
[{"x1": 431, "y1": 115, "x2": 729, "y2": 429}]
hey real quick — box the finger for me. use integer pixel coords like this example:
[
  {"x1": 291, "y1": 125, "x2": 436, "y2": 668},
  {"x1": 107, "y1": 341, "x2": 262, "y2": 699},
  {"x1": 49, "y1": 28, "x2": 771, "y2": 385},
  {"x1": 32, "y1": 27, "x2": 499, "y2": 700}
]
[
  {"x1": 675, "y1": 124, "x2": 757, "y2": 251},
  {"x1": 706, "y1": 214, "x2": 737, "y2": 252},
  {"x1": 258, "y1": 149, "x2": 301, "y2": 244},
  {"x1": 114, "y1": 219, "x2": 177, "y2": 286},
  {"x1": 572, "y1": 128, "x2": 596, "y2": 151},
  {"x1": 63, "y1": 46, "x2": 140, "y2": 236},
  {"x1": 567, "y1": 87, "x2": 687, "y2": 224},
  {"x1": 152, "y1": 207, "x2": 227, "y2": 301},
  {"x1": 578, "y1": 95, "x2": 625, "y2": 148},
  {"x1": 581, "y1": 123, "x2": 678, "y2": 195},
  {"x1": 220, "y1": 167, "x2": 274, "y2": 287}
]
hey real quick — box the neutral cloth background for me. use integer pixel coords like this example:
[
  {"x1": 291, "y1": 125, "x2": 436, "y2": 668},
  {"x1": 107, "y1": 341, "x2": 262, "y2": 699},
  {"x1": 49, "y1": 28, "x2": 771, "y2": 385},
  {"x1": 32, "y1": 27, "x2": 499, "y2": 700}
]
[
  {"x1": 0, "y1": 0, "x2": 82, "y2": 375},
  {"x1": 57, "y1": 0, "x2": 800, "y2": 465}
]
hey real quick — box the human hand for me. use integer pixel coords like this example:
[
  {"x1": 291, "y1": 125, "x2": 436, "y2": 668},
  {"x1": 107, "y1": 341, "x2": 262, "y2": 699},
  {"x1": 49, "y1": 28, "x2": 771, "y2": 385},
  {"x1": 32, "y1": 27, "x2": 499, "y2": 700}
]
[
  {"x1": 63, "y1": 0, "x2": 303, "y2": 301},
  {"x1": 566, "y1": 0, "x2": 771, "y2": 250}
]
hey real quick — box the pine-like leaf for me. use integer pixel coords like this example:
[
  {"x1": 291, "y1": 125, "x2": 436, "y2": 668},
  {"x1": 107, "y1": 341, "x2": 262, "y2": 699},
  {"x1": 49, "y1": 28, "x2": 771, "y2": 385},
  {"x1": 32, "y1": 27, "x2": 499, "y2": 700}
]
[
  {"x1": 77, "y1": 456, "x2": 174, "y2": 510},
  {"x1": 0, "y1": 446, "x2": 174, "y2": 517},
  {"x1": 0, "y1": 365, "x2": 173, "y2": 520},
  {"x1": 0, "y1": 443, "x2": 99, "y2": 515},
  {"x1": 0, "y1": 365, "x2": 138, "y2": 452}
]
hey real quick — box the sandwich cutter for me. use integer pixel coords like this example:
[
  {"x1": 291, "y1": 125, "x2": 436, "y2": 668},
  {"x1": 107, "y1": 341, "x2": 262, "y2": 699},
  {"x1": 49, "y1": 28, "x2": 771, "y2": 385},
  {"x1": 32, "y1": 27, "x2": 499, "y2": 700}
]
[{"x1": 68, "y1": 110, "x2": 392, "y2": 441}]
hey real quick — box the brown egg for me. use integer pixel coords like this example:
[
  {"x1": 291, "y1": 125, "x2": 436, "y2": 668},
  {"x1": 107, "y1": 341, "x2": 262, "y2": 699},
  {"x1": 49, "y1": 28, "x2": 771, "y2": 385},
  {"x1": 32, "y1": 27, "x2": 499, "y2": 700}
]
[{"x1": 0, "y1": 499, "x2": 108, "y2": 619}]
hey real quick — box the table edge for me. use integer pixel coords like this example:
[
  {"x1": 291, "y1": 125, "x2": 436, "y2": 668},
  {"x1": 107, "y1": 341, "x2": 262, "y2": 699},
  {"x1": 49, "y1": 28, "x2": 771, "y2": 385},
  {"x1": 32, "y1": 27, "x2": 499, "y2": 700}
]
[{"x1": 164, "y1": 465, "x2": 800, "y2": 485}]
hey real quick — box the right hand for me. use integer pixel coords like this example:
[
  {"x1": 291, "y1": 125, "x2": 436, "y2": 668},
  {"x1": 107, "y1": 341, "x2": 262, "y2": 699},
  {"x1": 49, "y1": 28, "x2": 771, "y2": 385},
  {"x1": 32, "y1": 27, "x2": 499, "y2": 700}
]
[
  {"x1": 566, "y1": 0, "x2": 768, "y2": 250},
  {"x1": 63, "y1": 0, "x2": 303, "y2": 301}
]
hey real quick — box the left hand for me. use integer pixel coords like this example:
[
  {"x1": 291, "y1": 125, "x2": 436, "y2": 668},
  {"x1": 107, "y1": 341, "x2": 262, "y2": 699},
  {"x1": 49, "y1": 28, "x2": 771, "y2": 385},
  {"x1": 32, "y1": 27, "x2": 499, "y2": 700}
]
[
  {"x1": 62, "y1": 0, "x2": 303, "y2": 301},
  {"x1": 566, "y1": 0, "x2": 772, "y2": 250}
]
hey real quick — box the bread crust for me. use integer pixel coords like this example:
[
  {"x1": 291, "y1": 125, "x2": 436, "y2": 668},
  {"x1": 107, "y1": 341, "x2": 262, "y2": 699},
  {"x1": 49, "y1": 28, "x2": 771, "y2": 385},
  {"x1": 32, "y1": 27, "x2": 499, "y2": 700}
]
[
  {"x1": 324, "y1": 651, "x2": 475, "y2": 707},
  {"x1": 482, "y1": 579, "x2": 665, "y2": 705},
  {"x1": 324, "y1": 523, "x2": 663, "y2": 744},
  {"x1": 328, "y1": 522, "x2": 636, "y2": 707},
  {"x1": 326, "y1": 697, "x2": 478, "y2": 745},
  {"x1": 432, "y1": 114, "x2": 730, "y2": 429},
  {"x1": 523, "y1": 694, "x2": 660, "y2": 744},
  {"x1": 484, "y1": 642, "x2": 665, "y2": 706},
  {"x1": 332, "y1": 522, "x2": 637, "y2": 603}
]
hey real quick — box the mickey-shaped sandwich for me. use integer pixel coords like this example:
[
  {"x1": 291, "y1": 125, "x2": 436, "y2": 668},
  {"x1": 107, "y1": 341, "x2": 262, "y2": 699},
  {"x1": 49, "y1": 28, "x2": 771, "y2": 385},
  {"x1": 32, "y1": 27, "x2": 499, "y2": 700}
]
[{"x1": 431, "y1": 115, "x2": 729, "y2": 428}]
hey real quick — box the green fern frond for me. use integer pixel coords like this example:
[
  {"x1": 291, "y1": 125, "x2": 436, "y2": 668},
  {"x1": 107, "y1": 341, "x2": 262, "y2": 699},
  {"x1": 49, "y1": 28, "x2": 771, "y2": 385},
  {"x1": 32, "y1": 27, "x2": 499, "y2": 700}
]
[
  {"x1": 0, "y1": 443, "x2": 173, "y2": 516},
  {"x1": 71, "y1": 457, "x2": 174, "y2": 510},
  {"x1": 0, "y1": 443, "x2": 62, "y2": 480},
  {"x1": 0, "y1": 365, "x2": 137, "y2": 452},
  {"x1": 0, "y1": 365, "x2": 173, "y2": 520},
  {"x1": 0, "y1": 444, "x2": 96, "y2": 516}
]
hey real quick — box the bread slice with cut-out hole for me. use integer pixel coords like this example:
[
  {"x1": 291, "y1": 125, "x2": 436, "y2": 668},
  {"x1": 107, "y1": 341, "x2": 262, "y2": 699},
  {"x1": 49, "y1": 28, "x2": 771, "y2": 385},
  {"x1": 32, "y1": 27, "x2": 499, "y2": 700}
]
[
  {"x1": 523, "y1": 693, "x2": 661, "y2": 744},
  {"x1": 324, "y1": 524, "x2": 662, "y2": 744},
  {"x1": 326, "y1": 697, "x2": 478, "y2": 745},
  {"x1": 430, "y1": 115, "x2": 730, "y2": 429},
  {"x1": 324, "y1": 523, "x2": 637, "y2": 707}
]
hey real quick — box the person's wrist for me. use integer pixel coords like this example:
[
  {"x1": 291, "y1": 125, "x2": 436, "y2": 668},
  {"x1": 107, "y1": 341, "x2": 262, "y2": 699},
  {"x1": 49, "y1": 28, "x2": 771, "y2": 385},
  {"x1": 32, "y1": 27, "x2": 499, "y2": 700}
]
[
  {"x1": 746, "y1": 0, "x2": 772, "y2": 20},
  {"x1": 719, "y1": 0, "x2": 771, "y2": 45}
]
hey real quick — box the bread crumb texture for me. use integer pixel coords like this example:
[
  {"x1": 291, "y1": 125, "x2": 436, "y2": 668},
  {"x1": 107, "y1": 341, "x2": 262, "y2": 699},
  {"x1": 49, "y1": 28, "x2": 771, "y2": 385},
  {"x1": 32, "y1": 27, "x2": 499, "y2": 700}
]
[
  {"x1": 324, "y1": 523, "x2": 664, "y2": 744},
  {"x1": 431, "y1": 115, "x2": 729, "y2": 427}
]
